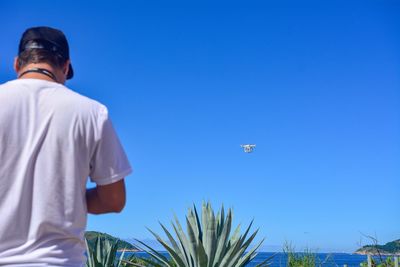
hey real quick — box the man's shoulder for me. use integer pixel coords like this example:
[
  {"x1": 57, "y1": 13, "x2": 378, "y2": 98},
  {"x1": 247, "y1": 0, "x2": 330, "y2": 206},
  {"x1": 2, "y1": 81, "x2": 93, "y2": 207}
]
[
  {"x1": 55, "y1": 85, "x2": 109, "y2": 122},
  {"x1": 1, "y1": 78, "x2": 108, "y2": 118},
  {"x1": 60, "y1": 84, "x2": 105, "y2": 111}
]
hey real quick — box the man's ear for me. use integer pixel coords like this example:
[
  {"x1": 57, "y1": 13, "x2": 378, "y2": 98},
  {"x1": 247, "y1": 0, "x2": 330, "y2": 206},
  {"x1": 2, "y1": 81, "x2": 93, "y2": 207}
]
[
  {"x1": 63, "y1": 60, "x2": 70, "y2": 77},
  {"x1": 13, "y1": 57, "x2": 20, "y2": 73}
]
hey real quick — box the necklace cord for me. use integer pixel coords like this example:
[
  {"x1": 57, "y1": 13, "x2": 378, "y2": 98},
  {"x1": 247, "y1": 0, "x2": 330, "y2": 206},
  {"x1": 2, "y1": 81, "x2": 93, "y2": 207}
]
[{"x1": 19, "y1": 68, "x2": 58, "y2": 82}]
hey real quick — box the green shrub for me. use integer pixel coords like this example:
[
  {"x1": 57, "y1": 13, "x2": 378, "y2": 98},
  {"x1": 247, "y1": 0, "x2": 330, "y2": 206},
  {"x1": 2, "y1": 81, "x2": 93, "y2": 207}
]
[
  {"x1": 283, "y1": 242, "x2": 334, "y2": 267},
  {"x1": 360, "y1": 256, "x2": 397, "y2": 267},
  {"x1": 283, "y1": 243, "x2": 316, "y2": 267}
]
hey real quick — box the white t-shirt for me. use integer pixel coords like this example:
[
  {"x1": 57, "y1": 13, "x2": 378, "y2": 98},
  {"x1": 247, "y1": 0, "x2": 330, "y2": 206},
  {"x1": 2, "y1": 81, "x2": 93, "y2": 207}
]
[{"x1": 0, "y1": 79, "x2": 132, "y2": 266}]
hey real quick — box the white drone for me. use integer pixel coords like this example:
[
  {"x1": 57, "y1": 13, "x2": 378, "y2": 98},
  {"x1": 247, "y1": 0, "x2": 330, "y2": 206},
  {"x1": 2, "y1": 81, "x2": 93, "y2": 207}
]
[{"x1": 241, "y1": 144, "x2": 256, "y2": 153}]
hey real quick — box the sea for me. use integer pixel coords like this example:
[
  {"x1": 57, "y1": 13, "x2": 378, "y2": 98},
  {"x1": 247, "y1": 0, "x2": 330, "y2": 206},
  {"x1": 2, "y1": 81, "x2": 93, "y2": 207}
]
[{"x1": 121, "y1": 251, "x2": 390, "y2": 267}]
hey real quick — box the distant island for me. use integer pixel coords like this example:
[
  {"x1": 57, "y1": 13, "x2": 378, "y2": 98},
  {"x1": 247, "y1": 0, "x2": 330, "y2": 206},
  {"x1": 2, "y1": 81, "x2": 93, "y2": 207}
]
[
  {"x1": 85, "y1": 231, "x2": 140, "y2": 252},
  {"x1": 355, "y1": 239, "x2": 400, "y2": 255}
]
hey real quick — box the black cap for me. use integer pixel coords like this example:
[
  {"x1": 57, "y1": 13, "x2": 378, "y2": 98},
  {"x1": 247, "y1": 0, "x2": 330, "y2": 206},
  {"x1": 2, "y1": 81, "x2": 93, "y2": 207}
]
[{"x1": 18, "y1": 26, "x2": 74, "y2": 79}]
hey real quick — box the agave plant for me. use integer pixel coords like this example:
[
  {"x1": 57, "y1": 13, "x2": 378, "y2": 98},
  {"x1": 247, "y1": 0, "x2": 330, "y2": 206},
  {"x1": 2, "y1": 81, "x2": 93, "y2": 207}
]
[
  {"x1": 136, "y1": 202, "x2": 273, "y2": 267},
  {"x1": 85, "y1": 234, "x2": 132, "y2": 267}
]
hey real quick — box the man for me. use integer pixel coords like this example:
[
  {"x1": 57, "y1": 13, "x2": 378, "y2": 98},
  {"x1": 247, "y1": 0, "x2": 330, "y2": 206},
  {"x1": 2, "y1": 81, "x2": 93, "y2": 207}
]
[{"x1": 0, "y1": 26, "x2": 132, "y2": 266}]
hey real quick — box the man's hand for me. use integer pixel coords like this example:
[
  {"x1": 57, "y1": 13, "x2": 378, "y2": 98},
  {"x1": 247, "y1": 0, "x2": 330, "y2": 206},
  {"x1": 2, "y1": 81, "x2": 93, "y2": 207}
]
[{"x1": 86, "y1": 179, "x2": 126, "y2": 214}]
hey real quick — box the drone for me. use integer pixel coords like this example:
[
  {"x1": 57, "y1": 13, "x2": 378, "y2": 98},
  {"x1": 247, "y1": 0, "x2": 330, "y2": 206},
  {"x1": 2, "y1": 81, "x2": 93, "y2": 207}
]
[{"x1": 241, "y1": 144, "x2": 256, "y2": 153}]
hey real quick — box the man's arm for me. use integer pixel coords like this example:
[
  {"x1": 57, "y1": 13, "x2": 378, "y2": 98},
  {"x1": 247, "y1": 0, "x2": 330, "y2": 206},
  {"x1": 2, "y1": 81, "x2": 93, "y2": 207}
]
[{"x1": 86, "y1": 179, "x2": 126, "y2": 214}]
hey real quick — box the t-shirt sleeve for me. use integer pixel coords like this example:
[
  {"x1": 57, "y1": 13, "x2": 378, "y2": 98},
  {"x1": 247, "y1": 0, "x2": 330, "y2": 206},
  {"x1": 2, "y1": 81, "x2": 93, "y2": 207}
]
[{"x1": 89, "y1": 106, "x2": 132, "y2": 185}]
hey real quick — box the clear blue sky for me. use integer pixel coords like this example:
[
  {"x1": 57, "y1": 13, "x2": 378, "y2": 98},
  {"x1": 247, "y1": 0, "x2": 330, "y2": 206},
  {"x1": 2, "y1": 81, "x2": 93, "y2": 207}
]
[{"x1": 1, "y1": 0, "x2": 399, "y2": 253}]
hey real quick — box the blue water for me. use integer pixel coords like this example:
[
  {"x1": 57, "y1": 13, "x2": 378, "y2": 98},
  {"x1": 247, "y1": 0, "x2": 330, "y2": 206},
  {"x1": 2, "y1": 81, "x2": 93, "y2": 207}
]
[{"x1": 121, "y1": 251, "x2": 385, "y2": 267}]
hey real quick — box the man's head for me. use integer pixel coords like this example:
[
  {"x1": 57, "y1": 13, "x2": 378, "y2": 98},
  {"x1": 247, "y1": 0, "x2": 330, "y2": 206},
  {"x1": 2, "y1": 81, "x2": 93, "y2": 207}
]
[{"x1": 15, "y1": 26, "x2": 74, "y2": 83}]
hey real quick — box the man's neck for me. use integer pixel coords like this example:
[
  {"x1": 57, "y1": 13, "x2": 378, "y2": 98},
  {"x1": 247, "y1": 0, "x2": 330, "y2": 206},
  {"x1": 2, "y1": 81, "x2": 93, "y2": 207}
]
[{"x1": 18, "y1": 63, "x2": 65, "y2": 84}]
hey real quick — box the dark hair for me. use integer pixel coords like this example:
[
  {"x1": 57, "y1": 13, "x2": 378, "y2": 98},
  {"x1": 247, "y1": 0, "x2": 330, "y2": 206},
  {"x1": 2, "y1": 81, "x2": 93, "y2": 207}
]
[{"x1": 17, "y1": 48, "x2": 68, "y2": 70}]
